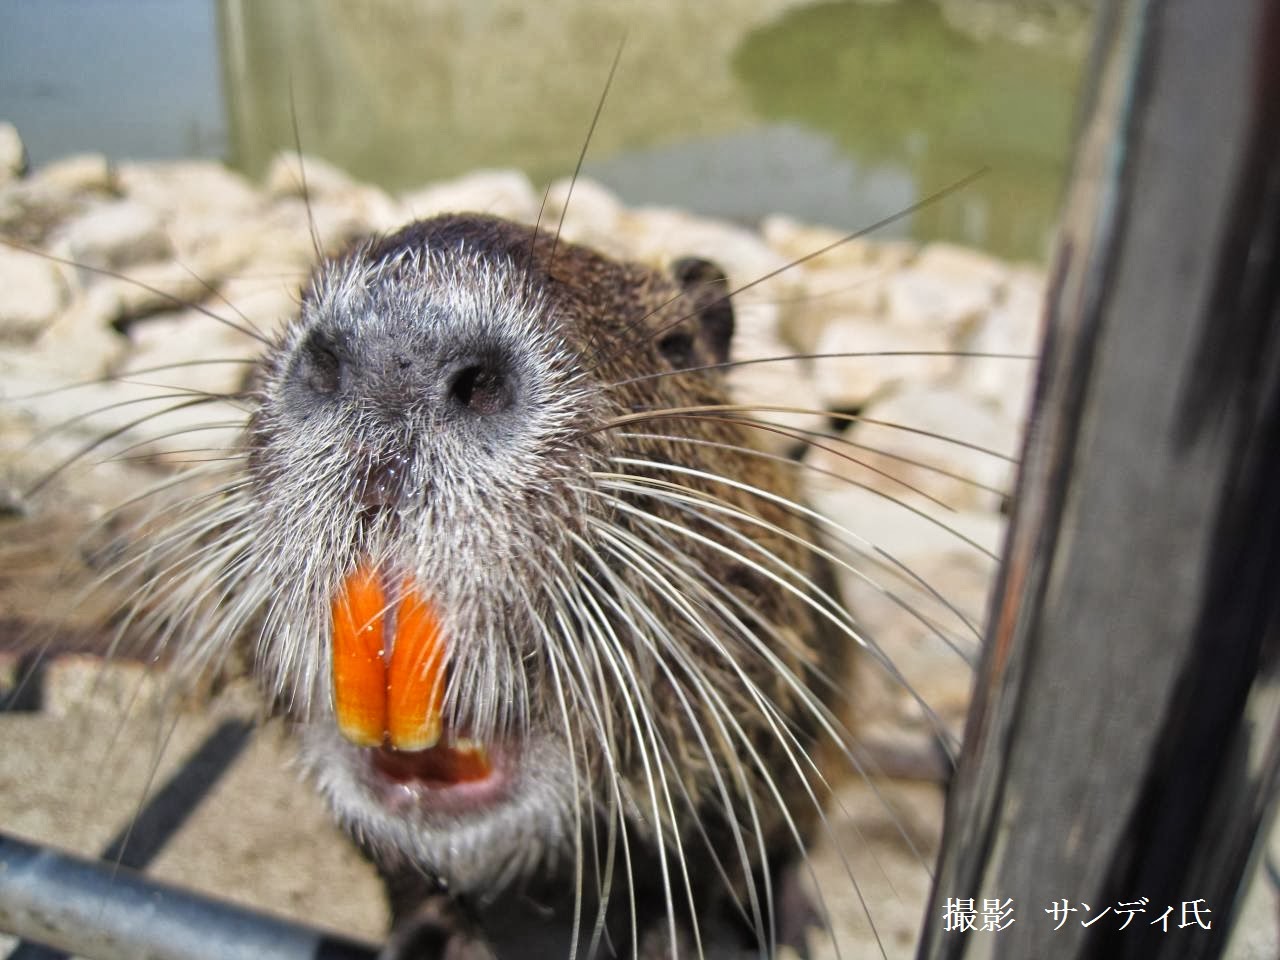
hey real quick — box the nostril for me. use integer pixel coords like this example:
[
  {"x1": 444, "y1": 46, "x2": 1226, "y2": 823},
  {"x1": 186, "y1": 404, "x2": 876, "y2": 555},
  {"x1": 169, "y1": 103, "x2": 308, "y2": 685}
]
[
  {"x1": 300, "y1": 331, "x2": 343, "y2": 396},
  {"x1": 448, "y1": 363, "x2": 512, "y2": 416}
]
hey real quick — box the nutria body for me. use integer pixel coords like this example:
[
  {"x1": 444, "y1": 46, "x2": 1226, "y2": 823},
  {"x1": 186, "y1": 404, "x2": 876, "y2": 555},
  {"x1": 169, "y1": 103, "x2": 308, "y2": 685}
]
[{"x1": 122, "y1": 212, "x2": 849, "y2": 957}]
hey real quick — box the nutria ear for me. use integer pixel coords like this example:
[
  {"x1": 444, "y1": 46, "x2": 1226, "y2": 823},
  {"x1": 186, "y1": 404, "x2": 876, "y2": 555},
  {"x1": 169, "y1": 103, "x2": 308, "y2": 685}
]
[{"x1": 671, "y1": 256, "x2": 735, "y2": 366}]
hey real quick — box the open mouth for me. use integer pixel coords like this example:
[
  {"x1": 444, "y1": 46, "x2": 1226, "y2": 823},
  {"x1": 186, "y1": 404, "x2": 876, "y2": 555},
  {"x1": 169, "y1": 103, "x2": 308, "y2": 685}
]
[
  {"x1": 330, "y1": 563, "x2": 502, "y2": 805},
  {"x1": 368, "y1": 739, "x2": 512, "y2": 816}
]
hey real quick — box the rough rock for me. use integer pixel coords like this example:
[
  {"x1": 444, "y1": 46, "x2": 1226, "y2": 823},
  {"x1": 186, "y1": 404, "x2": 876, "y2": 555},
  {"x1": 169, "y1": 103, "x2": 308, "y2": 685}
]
[
  {"x1": 52, "y1": 199, "x2": 171, "y2": 271},
  {"x1": 0, "y1": 121, "x2": 27, "y2": 183},
  {"x1": 914, "y1": 241, "x2": 1009, "y2": 292},
  {"x1": 0, "y1": 244, "x2": 70, "y2": 340},
  {"x1": 127, "y1": 305, "x2": 261, "y2": 394},
  {"x1": 21, "y1": 287, "x2": 131, "y2": 381},
  {"x1": 265, "y1": 151, "x2": 402, "y2": 234},
  {"x1": 32, "y1": 153, "x2": 117, "y2": 196},
  {"x1": 538, "y1": 176, "x2": 626, "y2": 253},
  {"x1": 777, "y1": 261, "x2": 889, "y2": 354},
  {"x1": 958, "y1": 266, "x2": 1045, "y2": 424},
  {"x1": 760, "y1": 213, "x2": 878, "y2": 270},
  {"x1": 213, "y1": 271, "x2": 305, "y2": 339},
  {"x1": 842, "y1": 546, "x2": 992, "y2": 730},
  {"x1": 191, "y1": 200, "x2": 325, "y2": 281},
  {"x1": 805, "y1": 479, "x2": 1007, "y2": 578},
  {"x1": 116, "y1": 161, "x2": 260, "y2": 260},
  {"x1": 118, "y1": 160, "x2": 258, "y2": 217},
  {"x1": 727, "y1": 322, "x2": 830, "y2": 455},
  {"x1": 885, "y1": 262, "x2": 996, "y2": 338},
  {"x1": 0, "y1": 180, "x2": 93, "y2": 247},
  {"x1": 78, "y1": 259, "x2": 230, "y2": 334},
  {"x1": 401, "y1": 169, "x2": 540, "y2": 225},
  {"x1": 812, "y1": 315, "x2": 955, "y2": 409},
  {"x1": 618, "y1": 204, "x2": 791, "y2": 293},
  {"x1": 265, "y1": 151, "x2": 361, "y2": 200},
  {"x1": 813, "y1": 385, "x2": 1018, "y2": 513}
]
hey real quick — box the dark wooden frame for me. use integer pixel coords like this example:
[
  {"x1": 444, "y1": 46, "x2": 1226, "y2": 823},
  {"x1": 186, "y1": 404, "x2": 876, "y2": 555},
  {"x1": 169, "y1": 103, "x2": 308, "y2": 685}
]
[{"x1": 918, "y1": 1, "x2": 1280, "y2": 957}]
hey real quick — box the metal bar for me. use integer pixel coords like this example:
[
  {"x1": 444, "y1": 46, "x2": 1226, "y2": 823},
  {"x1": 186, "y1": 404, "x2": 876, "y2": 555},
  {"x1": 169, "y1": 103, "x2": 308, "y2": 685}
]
[
  {"x1": 0, "y1": 831, "x2": 379, "y2": 960},
  {"x1": 5, "y1": 718, "x2": 255, "y2": 960},
  {"x1": 917, "y1": 0, "x2": 1280, "y2": 957}
]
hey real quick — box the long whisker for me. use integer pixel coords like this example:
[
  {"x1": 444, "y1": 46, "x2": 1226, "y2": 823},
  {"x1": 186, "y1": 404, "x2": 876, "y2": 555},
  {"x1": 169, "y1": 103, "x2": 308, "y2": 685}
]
[
  {"x1": 644, "y1": 420, "x2": 968, "y2": 512},
  {"x1": 585, "y1": 478, "x2": 960, "y2": 759},
  {"x1": 0, "y1": 236, "x2": 272, "y2": 345},
  {"x1": 544, "y1": 572, "x2": 639, "y2": 957},
  {"x1": 574, "y1": 561, "x2": 703, "y2": 959},
  {"x1": 600, "y1": 413, "x2": 1006, "y2": 562},
  {"x1": 28, "y1": 387, "x2": 246, "y2": 449},
  {"x1": 169, "y1": 255, "x2": 268, "y2": 342},
  {"x1": 614, "y1": 433, "x2": 987, "y2": 643},
  {"x1": 24, "y1": 396, "x2": 243, "y2": 499},
  {"x1": 583, "y1": 518, "x2": 867, "y2": 960},
  {"x1": 557, "y1": 555, "x2": 682, "y2": 957},
  {"x1": 610, "y1": 509, "x2": 938, "y2": 873},
  {"x1": 607, "y1": 348, "x2": 1035, "y2": 391},
  {"x1": 287, "y1": 79, "x2": 325, "y2": 265},
  {"x1": 592, "y1": 168, "x2": 989, "y2": 371},
  {"x1": 7, "y1": 358, "x2": 259, "y2": 403},
  {"x1": 568, "y1": 531, "x2": 772, "y2": 954},
  {"x1": 616, "y1": 419, "x2": 1008, "y2": 505},
  {"x1": 601, "y1": 466, "x2": 978, "y2": 670},
  {"x1": 591, "y1": 504, "x2": 932, "y2": 907},
  {"x1": 534, "y1": 604, "x2": 590, "y2": 960},
  {"x1": 548, "y1": 36, "x2": 627, "y2": 276},
  {"x1": 600, "y1": 403, "x2": 1018, "y2": 463}
]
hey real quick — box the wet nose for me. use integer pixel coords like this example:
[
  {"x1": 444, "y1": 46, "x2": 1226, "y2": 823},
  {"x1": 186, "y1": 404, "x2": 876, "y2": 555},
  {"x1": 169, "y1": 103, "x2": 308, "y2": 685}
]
[{"x1": 290, "y1": 327, "x2": 518, "y2": 420}]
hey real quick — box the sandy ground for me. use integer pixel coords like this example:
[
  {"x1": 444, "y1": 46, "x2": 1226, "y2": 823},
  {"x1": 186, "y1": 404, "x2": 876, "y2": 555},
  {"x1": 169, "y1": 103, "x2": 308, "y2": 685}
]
[{"x1": 0, "y1": 654, "x2": 952, "y2": 959}]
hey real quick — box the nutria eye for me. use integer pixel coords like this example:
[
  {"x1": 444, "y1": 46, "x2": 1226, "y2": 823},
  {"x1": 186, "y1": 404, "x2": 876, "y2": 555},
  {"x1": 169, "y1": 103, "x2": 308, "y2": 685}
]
[
  {"x1": 448, "y1": 363, "x2": 511, "y2": 416},
  {"x1": 658, "y1": 331, "x2": 695, "y2": 369}
]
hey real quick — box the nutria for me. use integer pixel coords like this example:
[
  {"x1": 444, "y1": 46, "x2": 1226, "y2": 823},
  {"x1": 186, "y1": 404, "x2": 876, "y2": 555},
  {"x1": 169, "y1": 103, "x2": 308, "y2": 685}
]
[{"x1": 84, "y1": 211, "x2": 857, "y2": 957}]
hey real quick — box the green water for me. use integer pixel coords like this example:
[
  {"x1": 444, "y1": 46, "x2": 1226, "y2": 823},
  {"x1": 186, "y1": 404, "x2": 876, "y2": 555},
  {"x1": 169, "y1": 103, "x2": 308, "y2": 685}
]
[
  {"x1": 733, "y1": 1, "x2": 1086, "y2": 259},
  {"x1": 1, "y1": 0, "x2": 1089, "y2": 261}
]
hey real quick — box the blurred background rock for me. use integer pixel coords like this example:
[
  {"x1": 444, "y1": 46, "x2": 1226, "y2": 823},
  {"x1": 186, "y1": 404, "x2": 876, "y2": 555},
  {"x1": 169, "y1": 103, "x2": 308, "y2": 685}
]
[{"x1": 0, "y1": 0, "x2": 1092, "y2": 262}]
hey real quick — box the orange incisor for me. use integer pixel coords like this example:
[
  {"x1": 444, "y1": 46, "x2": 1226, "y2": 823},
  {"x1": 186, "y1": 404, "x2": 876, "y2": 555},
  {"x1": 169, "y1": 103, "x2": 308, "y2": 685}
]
[
  {"x1": 330, "y1": 565, "x2": 448, "y2": 751},
  {"x1": 387, "y1": 583, "x2": 448, "y2": 750}
]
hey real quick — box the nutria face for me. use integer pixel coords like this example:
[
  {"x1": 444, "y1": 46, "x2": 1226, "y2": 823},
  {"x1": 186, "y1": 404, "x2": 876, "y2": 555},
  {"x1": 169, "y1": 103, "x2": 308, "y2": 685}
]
[
  {"x1": 248, "y1": 221, "x2": 598, "y2": 890},
  {"x1": 232, "y1": 213, "x2": 837, "y2": 900}
]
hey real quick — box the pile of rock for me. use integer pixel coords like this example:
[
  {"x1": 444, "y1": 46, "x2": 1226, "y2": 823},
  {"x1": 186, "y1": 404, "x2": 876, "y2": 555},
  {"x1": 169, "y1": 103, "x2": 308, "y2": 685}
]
[
  {"x1": 0, "y1": 122, "x2": 1045, "y2": 957},
  {"x1": 2, "y1": 131, "x2": 1043, "y2": 731},
  {"x1": 1, "y1": 111, "x2": 1046, "y2": 767}
]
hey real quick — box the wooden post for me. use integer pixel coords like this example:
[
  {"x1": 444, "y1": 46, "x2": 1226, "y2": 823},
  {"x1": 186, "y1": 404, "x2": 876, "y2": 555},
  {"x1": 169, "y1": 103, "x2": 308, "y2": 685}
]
[{"x1": 917, "y1": 0, "x2": 1280, "y2": 957}]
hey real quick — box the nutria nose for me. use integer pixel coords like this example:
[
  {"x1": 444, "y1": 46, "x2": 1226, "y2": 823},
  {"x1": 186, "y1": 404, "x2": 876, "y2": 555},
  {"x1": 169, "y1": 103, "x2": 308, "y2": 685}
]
[{"x1": 290, "y1": 327, "x2": 518, "y2": 420}]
